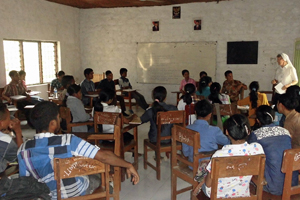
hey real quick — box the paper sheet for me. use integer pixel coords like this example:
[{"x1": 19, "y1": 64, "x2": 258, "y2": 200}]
[{"x1": 275, "y1": 82, "x2": 285, "y2": 94}]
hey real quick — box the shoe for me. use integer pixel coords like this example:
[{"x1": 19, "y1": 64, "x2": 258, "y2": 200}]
[{"x1": 122, "y1": 112, "x2": 129, "y2": 117}]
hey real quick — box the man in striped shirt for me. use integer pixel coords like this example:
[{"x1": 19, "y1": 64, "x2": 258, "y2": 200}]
[{"x1": 17, "y1": 101, "x2": 139, "y2": 199}]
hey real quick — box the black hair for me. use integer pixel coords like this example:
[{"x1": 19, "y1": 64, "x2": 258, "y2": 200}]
[
  {"x1": 0, "y1": 103, "x2": 8, "y2": 120},
  {"x1": 94, "y1": 88, "x2": 115, "y2": 112},
  {"x1": 198, "y1": 76, "x2": 212, "y2": 93},
  {"x1": 208, "y1": 82, "x2": 222, "y2": 104},
  {"x1": 278, "y1": 93, "x2": 299, "y2": 111},
  {"x1": 195, "y1": 99, "x2": 212, "y2": 118},
  {"x1": 249, "y1": 81, "x2": 259, "y2": 108},
  {"x1": 286, "y1": 85, "x2": 300, "y2": 112},
  {"x1": 84, "y1": 68, "x2": 93, "y2": 76},
  {"x1": 30, "y1": 101, "x2": 59, "y2": 133},
  {"x1": 182, "y1": 69, "x2": 189, "y2": 76},
  {"x1": 276, "y1": 54, "x2": 282, "y2": 58},
  {"x1": 256, "y1": 105, "x2": 275, "y2": 126},
  {"x1": 120, "y1": 68, "x2": 127, "y2": 76},
  {"x1": 226, "y1": 114, "x2": 250, "y2": 141},
  {"x1": 61, "y1": 75, "x2": 74, "y2": 88},
  {"x1": 199, "y1": 71, "x2": 207, "y2": 78},
  {"x1": 224, "y1": 70, "x2": 232, "y2": 77},
  {"x1": 18, "y1": 70, "x2": 26, "y2": 76},
  {"x1": 182, "y1": 84, "x2": 196, "y2": 105},
  {"x1": 9, "y1": 70, "x2": 18, "y2": 78},
  {"x1": 57, "y1": 71, "x2": 65, "y2": 77},
  {"x1": 151, "y1": 86, "x2": 167, "y2": 122},
  {"x1": 67, "y1": 84, "x2": 81, "y2": 96},
  {"x1": 105, "y1": 70, "x2": 112, "y2": 76}
]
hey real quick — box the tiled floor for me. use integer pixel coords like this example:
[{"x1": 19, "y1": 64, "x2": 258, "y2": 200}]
[{"x1": 20, "y1": 105, "x2": 192, "y2": 200}]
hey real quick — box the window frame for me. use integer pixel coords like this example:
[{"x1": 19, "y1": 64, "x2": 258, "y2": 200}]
[{"x1": 3, "y1": 39, "x2": 58, "y2": 85}]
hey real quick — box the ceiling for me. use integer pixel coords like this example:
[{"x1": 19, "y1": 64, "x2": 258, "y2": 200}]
[{"x1": 46, "y1": 0, "x2": 226, "y2": 9}]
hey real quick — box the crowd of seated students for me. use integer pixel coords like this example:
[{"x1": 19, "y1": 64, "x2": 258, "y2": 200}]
[{"x1": 3, "y1": 65, "x2": 300, "y2": 199}]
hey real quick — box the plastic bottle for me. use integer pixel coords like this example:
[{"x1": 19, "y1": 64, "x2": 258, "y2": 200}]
[{"x1": 54, "y1": 87, "x2": 58, "y2": 99}]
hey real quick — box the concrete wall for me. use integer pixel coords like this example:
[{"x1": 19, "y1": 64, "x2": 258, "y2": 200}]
[
  {"x1": 0, "y1": 0, "x2": 81, "y2": 94},
  {"x1": 80, "y1": 0, "x2": 300, "y2": 104}
]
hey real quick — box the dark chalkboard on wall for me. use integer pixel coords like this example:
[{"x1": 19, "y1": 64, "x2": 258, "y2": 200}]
[{"x1": 227, "y1": 41, "x2": 258, "y2": 64}]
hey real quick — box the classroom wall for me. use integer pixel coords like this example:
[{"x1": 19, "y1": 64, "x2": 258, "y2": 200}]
[
  {"x1": 80, "y1": 0, "x2": 300, "y2": 104},
  {"x1": 0, "y1": 0, "x2": 81, "y2": 92}
]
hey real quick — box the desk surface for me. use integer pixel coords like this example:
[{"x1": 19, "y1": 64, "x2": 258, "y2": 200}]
[{"x1": 10, "y1": 95, "x2": 26, "y2": 100}]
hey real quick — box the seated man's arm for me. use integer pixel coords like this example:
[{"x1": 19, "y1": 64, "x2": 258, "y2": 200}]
[
  {"x1": 94, "y1": 149, "x2": 139, "y2": 184},
  {"x1": 10, "y1": 118, "x2": 23, "y2": 147}
]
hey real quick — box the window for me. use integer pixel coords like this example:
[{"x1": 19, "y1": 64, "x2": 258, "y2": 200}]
[{"x1": 3, "y1": 40, "x2": 58, "y2": 84}]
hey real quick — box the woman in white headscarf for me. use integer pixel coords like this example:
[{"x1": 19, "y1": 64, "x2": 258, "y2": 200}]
[
  {"x1": 272, "y1": 53, "x2": 298, "y2": 91},
  {"x1": 271, "y1": 53, "x2": 298, "y2": 109}
]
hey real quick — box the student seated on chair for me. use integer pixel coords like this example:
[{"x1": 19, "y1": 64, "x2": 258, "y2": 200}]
[
  {"x1": 238, "y1": 81, "x2": 269, "y2": 127},
  {"x1": 221, "y1": 70, "x2": 247, "y2": 103},
  {"x1": 199, "y1": 71, "x2": 207, "y2": 79},
  {"x1": 248, "y1": 105, "x2": 298, "y2": 195},
  {"x1": 50, "y1": 71, "x2": 65, "y2": 92},
  {"x1": 118, "y1": 68, "x2": 149, "y2": 110},
  {"x1": 66, "y1": 84, "x2": 91, "y2": 132},
  {"x1": 177, "y1": 83, "x2": 196, "y2": 125},
  {"x1": 17, "y1": 101, "x2": 139, "y2": 199},
  {"x1": 19, "y1": 70, "x2": 43, "y2": 104},
  {"x1": 201, "y1": 114, "x2": 264, "y2": 198},
  {"x1": 0, "y1": 103, "x2": 23, "y2": 173},
  {"x1": 180, "y1": 69, "x2": 197, "y2": 94},
  {"x1": 183, "y1": 100, "x2": 230, "y2": 166},
  {"x1": 196, "y1": 76, "x2": 212, "y2": 97},
  {"x1": 208, "y1": 82, "x2": 231, "y2": 125},
  {"x1": 61, "y1": 75, "x2": 75, "y2": 102},
  {"x1": 97, "y1": 70, "x2": 128, "y2": 116},
  {"x1": 2, "y1": 70, "x2": 34, "y2": 125},
  {"x1": 93, "y1": 88, "x2": 136, "y2": 142},
  {"x1": 80, "y1": 68, "x2": 96, "y2": 106},
  {"x1": 277, "y1": 93, "x2": 300, "y2": 148},
  {"x1": 140, "y1": 86, "x2": 177, "y2": 143}
]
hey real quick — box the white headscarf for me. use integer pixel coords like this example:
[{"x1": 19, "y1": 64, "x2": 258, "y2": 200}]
[{"x1": 280, "y1": 53, "x2": 294, "y2": 67}]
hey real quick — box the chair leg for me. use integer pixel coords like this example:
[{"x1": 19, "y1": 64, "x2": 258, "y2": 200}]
[
  {"x1": 156, "y1": 150, "x2": 161, "y2": 180},
  {"x1": 144, "y1": 141, "x2": 147, "y2": 169},
  {"x1": 129, "y1": 98, "x2": 132, "y2": 110},
  {"x1": 171, "y1": 172, "x2": 177, "y2": 200}
]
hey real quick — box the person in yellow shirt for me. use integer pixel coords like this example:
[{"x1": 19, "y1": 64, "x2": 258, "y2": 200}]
[{"x1": 238, "y1": 81, "x2": 269, "y2": 127}]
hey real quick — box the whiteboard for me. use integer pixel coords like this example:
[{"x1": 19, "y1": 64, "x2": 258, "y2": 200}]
[{"x1": 136, "y1": 42, "x2": 217, "y2": 84}]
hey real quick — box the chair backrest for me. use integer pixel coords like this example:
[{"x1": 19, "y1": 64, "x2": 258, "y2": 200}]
[
  {"x1": 59, "y1": 106, "x2": 72, "y2": 132},
  {"x1": 184, "y1": 104, "x2": 195, "y2": 125},
  {"x1": 210, "y1": 154, "x2": 266, "y2": 200},
  {"x1": 92, "y1": 72, "x2": 105, "y2": 82},
  {"x1": 211, "y1": 103, "x2": 239, "y2": 130},
  {"x1": 54, "y1": 156, "x2": 109, "y2": 200},
  {"x1": 172, "y1": 125, "x2": 200, "y2": 173},
  {"x1": 156, "y1": 110, "x2": 185, "y2": 144},
  {"x1": 281, "y1": 148, "x2": 300, "y2": 199}
]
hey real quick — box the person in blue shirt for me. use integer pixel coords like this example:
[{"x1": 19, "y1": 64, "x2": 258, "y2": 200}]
[
  {"x1": 182, "y1": 99, "x2": 230, "y2": 164},
  {"x1": 248, "y1": 105, "x2": 298, "y2": 195},
  {"x1": 196, "y1": 76, "x2": 212, "y2": 97},
  {"x1": 17, "y1": 101, "x2": 139, "y2": 199}
]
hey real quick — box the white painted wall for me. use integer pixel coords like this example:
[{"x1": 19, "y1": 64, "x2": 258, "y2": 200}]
[
  {"x1": 80, "y1": 0, "x2": 300, "y2": 104},
  {"x1": 0, "y1": 0, "x2": 81, "y2": 93}
]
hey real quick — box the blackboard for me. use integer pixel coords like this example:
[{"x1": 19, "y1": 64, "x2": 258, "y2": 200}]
[{"x1": 136, "y1": 42, "x2": 217, "y2": 84}]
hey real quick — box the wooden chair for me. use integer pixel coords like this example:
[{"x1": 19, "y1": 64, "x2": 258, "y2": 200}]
[
  {"x1": 171, "y1": 125, "x2": 215, "y2": 200},
  {"x1": 184, "y1": 103, "x2": 195, "y2": 125},
  {"x1": 88, "y1": 111, "x2": 138, "y2": 183},
  {"x1": 144, "y1": 110, "x2": 185, "y2": 180},
  {"x1": 54, "y1": 157, "x2": 110, "y2": 200},
  {"x1": 47, "y1": 83, "x2": 52, "y2": 98},
  {"x1": 210, "y1": 103, "x2": 240, "y2": 131},
  {"x1": 209, "y1": 154, "x2": 266, "y2": 200},
  {"x1": 281, "y1": 148, "x2": 300, "y2": 200},
  {"x1": 59, "y1": 107, "x2": 94, "y2": 133},
  {"x1": 260, "y1": 84, "x2": 276, "y2": 105},
  {"x1": 114, "y1": 79, "x2": 137, "y2": 110}
]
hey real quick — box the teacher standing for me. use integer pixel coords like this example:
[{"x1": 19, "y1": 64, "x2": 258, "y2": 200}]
[{"x1": 272, "y1": 53, "x2": 298, "y2": 105}]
